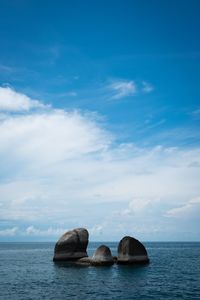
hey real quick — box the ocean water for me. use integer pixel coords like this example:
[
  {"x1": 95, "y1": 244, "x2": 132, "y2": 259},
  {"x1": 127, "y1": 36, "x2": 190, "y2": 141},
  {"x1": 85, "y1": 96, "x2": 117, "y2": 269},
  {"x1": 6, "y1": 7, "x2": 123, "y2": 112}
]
[{"x1": 0, "y1": 242, "x2": 200, "y2": 299}]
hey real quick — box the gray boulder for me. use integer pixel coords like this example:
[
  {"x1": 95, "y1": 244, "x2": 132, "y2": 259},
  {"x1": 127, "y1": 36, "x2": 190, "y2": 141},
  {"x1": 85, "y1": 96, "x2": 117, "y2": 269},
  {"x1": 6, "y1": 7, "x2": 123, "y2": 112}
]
[
  {"x1": 53, "y1": 228, "x2": 88, "y2": 261},
  {"x1": 91, "y1": 245, "x2": 114, "y2": 266},
  {"x1": 117, "y1": 236, "x2": 149, "y2": 264},
  {"x1": 75, "y1": 257, "x2": 91, "y2": 266}
]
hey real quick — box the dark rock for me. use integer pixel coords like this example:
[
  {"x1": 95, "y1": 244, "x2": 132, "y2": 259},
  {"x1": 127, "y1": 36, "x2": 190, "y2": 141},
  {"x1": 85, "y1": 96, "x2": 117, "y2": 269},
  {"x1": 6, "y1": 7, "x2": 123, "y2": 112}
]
[
  {"x1": 75, "y1": 257, "x2": 91, "y2": 266},
  {"x1": 53, "y1": 228, "x2": 88, "y2": 261},
  {"x1": 91, "y1": 245, "x2": 114, "y2": 266},
  {"x1": 113, "y1": 256, "x2": 118, "y2": 263},
  {"x1": 117, "y1": 236, "x2": 149, "y2": 264}
]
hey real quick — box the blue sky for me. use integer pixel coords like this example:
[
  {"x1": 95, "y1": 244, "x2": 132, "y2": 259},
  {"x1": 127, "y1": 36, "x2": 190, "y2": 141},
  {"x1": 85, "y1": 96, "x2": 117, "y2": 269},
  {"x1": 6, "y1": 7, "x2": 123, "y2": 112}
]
[{"x1": 0, "y1": 0, "x2": 200, "y2": 241}]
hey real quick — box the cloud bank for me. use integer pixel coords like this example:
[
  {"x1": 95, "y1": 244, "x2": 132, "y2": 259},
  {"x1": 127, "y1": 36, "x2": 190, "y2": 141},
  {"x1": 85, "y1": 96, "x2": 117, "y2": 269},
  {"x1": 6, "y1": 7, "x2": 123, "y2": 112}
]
[
  {"x1": 0, "y1": 87, "x2": 47, "y2": 112},
  {"x1": 0, "y1": 87, "x2": 199, "y2": 241}
]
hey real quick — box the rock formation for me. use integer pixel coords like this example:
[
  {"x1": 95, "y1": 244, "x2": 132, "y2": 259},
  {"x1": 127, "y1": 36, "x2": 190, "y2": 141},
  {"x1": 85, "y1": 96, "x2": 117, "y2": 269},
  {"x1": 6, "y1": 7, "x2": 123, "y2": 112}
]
[
  {"x1": 117, "y1": 236, "x2": 149, "y2": 264},
  {"x1": 53, "y1": 228, "x2": 88, "y2": 261},
  {"x1": 91, "y1": 245, "x2": 114, "y2": 266},
  {"x1": 53, "y1": 228, "x2": 150, "y2": 266}
]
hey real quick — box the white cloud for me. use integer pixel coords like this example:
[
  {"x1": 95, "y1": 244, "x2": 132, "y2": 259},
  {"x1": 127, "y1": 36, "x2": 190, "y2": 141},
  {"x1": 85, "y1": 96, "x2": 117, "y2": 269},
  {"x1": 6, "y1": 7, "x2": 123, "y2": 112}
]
[
  {"x1": 142, "y1": 81, "x2": 154, "y2": 93},
  {"x1": 89, "y1": 224, "x2": 104, "y2": 235},
  {"x1": 0, "y1": 227, "x2": 18, "y2": 236},
  {"x1": 119, "y1": 198, "x2": 158, "y2": 216},
  {"x1": 166, "y1": 196, "x2": 200, "y2": 218},
  {"x1": 107, "y1": 79, "x2": 153, "y2": 99},
  {"x1": 108, "y1": 80, "x2": 137, "y2": 99},
  {"x1": 0, "y1": 87, "x2": 200, "y2": 240},
  {"x1": 0, "y1": 110, "x2": 110, "y2": 168},
  {"x1": 25, "y1": 226, "x2": 67, "y2": 236},
  {"x1": 0, "y1": 87, "x2": 47, "y2": 112}
]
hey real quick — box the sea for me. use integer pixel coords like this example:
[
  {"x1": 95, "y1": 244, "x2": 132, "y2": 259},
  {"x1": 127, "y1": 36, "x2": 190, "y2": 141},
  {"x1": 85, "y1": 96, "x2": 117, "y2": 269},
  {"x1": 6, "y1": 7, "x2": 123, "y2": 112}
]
[{"x1": 0, "y1": 242, "x2": 200, "y2": 299}]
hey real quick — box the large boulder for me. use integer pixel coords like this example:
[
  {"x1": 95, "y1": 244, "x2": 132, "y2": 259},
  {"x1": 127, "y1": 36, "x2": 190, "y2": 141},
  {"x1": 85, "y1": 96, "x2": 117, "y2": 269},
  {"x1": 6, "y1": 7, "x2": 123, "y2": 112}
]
[
  {"x1": 53, "y1": 228, "x2": 89, "y2": 261},
  {"x1": 91, "y1": 245, "x2": 114, "y2": 266},
  {"x1": 117, "y1": 236, "x2": 149, "y2": 264}
]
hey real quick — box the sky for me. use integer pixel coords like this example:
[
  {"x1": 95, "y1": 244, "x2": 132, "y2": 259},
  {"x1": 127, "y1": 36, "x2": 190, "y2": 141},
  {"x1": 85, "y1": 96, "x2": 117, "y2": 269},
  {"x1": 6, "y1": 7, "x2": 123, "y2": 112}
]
[{"x1": 0, "y1": 0, "x2": 200, "y2": 242}]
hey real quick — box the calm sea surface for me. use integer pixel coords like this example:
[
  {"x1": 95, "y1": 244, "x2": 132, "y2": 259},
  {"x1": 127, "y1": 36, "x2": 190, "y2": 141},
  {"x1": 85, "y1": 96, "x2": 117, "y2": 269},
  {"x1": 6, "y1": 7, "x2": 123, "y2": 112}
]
[{"x1": 0, "y1": 242, "x2": 200, "y2": 299}]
